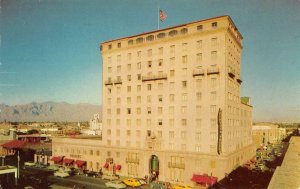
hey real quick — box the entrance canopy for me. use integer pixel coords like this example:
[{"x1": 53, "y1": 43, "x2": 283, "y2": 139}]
[
  {"x1": 2, "y1": 140, "x2": 27, "y2": 149},
  {"x1": 63, "y1": 158, "x2": 74, "y2": 164},
  {"x1": 75, "y1": 160, "x2": 86, "y2": 167},
  {"x1": 51, "y1": 156, "x2": 64, "y2": 163},
  {"x1": 191, "y1": 174, "x2": 218, "y2": 186}
]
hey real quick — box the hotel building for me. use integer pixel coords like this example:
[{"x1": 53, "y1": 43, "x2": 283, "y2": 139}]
[{"x1": 52, "y1": 15, "x2": 255, "y2": 185}]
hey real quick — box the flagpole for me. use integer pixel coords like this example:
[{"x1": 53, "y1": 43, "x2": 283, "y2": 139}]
[{"x1": 157, "y1": 6, "x2": 160, "y2": 30}]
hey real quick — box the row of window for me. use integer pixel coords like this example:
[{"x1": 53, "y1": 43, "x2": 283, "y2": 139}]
[
  {"x1": 107, "y1": 49, "x2": 218, "y2": 65},
  {"x1": 105, "y1": 118, "x2": 218, "y2": 127},
  {"x1": 107, "y1": 92, "x2": 217, "y2": 105},
  {"x1": 106, "y1": 104, "x2": 218, "y2": 115},
  {"x1": 103, "y1": 23, "x2": 219, "y2": 50},
  {"x1": 228, "y1": 105, "x2": 251, "y2": 117}
]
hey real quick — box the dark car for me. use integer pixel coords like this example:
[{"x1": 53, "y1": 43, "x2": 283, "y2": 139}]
[{"x1": 85, "y1": 171, "x2": 100, "y2": 178}]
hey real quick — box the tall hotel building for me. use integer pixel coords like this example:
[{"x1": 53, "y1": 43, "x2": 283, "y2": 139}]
[
  {"x1": 100, "y1": 15, "x2": 254, "y2": 184},
  {"x1": 51, "y1": 15, "x2": 254, "y2": 185}
]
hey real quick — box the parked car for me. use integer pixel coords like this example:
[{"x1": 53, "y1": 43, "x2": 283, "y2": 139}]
[
  {"x1": 171, "y1": 184, "x2": 191, "y2": 189},
  {"x1": 47, "y1": 164, "x2": 59, "y2": 171},
  {"x1": 102, "y1": 174, "x2": 119, "y2": 181},
  {"x1": 105, "y1": 180, "x2": 127, "y2": 189},
  {"x1": 151, "y1": 181, "x2": 171, "y2": 189},
  {"x1": 85, "y1": 171, "x2": 100, "y2": 178},
  {"x1": 24, "y1": 162, "x2": 35, "y2": 167},
  {"x1": 136, "y1": 178, "x2": 147, "y2": 185},
  {"x1": 54, "y1": 171, "x2": 70, "y2": 178},
  {"x1": 123, "y1": 178, "x2": 141, "y2": 187}
]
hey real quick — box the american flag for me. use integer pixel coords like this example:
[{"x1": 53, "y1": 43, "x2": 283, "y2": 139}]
[{"x1": 159, "y1": 10, "x2": 167, "y2": 22}]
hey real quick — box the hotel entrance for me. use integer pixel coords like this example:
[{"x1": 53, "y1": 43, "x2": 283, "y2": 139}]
[{"x1": 149, "y1": 155, "x2": 159, "y2": 181}]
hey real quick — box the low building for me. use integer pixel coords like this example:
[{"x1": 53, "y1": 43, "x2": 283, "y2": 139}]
[
  {"x1": 268, "y1": 136, "x2": 300, "y2": 189},
  {"x1": 80, "y1": 114, "x2": 102, "y2": 136},
  {"x1": 252, "y1": 123, "x2": 285, "y2": 148}
]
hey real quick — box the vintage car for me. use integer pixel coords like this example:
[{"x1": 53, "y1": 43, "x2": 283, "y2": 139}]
[
  {"x1": 123, "y1": 178, "x2": 141, "y2": 187},
  {"x1": 54, "y1": 170, "x2": 70, "y2": 178}
]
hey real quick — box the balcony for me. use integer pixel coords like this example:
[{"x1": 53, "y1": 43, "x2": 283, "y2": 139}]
[
  {"x1": 126, "y1": 157, "x2": 139, "y2": 164},
  {"x1": 142, "y1": 74, "x2": 167, "y2": 82},
  {"x1": 192, "y1": 69, "x2": 205, "y2": 77},
  {"x1": 207, "y1": 68, "x2": 220, "y2": 75},
  {"x1": 228, "y1": 68, "x2": 235, "y2": 78},
  {"x1": 168, "y1": 162, "x2": 185, "y2": 169},
  {"x1": 114, "y1": 79, "x2": 122, "y2": 85},
  {"x1": 237, "y1": 78, "x2": 242, "y2": 84},
  {"x1": 105, "y1": 80, "x2": 113, "y2": 86}
]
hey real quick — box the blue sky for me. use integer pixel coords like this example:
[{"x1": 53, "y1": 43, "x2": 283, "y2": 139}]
[{"x1": 0, "y1": 0, "x2": 300, "y2": 122}]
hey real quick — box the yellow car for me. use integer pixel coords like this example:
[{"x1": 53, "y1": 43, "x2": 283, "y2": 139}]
[
  {"x1": 171, "y1": 184, "x2": 191, "y2": 189},
  {"x1": 122, "y1": 178, "x2": 141, "y2": 187}
]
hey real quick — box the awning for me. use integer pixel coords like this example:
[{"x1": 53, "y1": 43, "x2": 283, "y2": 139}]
[
  {"x1": 50, "y1": 156, "x2": 64, "y2": 163},
  {"x1": 75, "y1": 160, "x2": 86, "y2": 167},
  {"x1": 63, "y1": 158, "x2": 74, "y2": 164},
  {"x1": 116, "y1": 165, "x2": 121, "y2": 170},
  {"x1": 103, "y1": 162, "x2": 109, "y2": 168},
  {"x1": 2, "y1": 140, "x2": 27, "y2": 149},
  {"x1": 191, "y1": 174, "x2": 218, "y2": 186}
]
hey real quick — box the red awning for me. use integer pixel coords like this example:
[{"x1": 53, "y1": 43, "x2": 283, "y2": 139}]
[
  {"x1": 116, "y1": 165, "x2": 121, "y2": 170},
  {"x1": 75, "y1": 160, "x2": 86, "y2": 167},
  {"x1": 191, "y1": 174, "x2": 218, "y2": 186},
  {"x1": 63, "y1": 158, "x2": 74, "y2": 164},
  {"x1": 103, "y1": 162, "x2": 109, "y2": 168},
  {"x1": 51, "y1": 156, "x2": 64, "y2": 163},
  {"x1": 2, "y1": 140, "x2": 27, "y2": 149}
]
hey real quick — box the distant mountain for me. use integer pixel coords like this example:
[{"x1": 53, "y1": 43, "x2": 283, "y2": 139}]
[{"x1": 0, "y1": 102, "x2": 102, "y2": 122}]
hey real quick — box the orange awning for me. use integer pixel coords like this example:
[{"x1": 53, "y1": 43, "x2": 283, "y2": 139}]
[
  {"x1": 2, "y1": 140, "x2": 27, "y2": 149},
  {"x1": 75, "y1": 160, "x2": 86, "y2": 167},
  {"x1": 63, "y1": 158, "x2": 74, "y2": 164},
  {"x1": 191, "y1": 174, "x2": 217, "y2": 186},
  {"x1": 103, "y1": 162, "x2": 109, "y2": 168},
  {"x1": 116, "y1": 165, "x2": 121, "y2": 170},
  {"x1": 51, "y1": 156, "x2": 64, "y2": 163}
]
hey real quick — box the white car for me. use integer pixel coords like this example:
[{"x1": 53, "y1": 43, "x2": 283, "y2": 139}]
[
  {"x1": 54, "y1": 171, "x2": 70, "y2": 178},
  {"x1": 47, "y1": 165, "x2": 59, "y2": 171},
  {"x1": 24, "y1": 162, "x2": 35, "y2": 167},
  {"x1": 105, "y1": 180, "x2": 126, "y2": 189}
]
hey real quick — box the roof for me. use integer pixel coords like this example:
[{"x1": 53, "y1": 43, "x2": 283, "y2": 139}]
[
  {"x1": 102, "y1": 15, "x2": 242, "y2": 44},
  {"x1": 1, "y1": 140, "x2": 27, "y2": 149}
]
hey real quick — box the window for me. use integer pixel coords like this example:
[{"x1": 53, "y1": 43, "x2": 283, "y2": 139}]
[
  {"x1": 147, "y1": 84, "x2": 151, "y2": 91},
  {"x1": 146, "y1": 35, "x2": 154, "y2": 41},
  {"x1": 211, "y1": 51, "x2": 217, "y2": 60},
  {"x1": 182, "y1": 93, "x2": 187, "y2": 102},
  {"x1": 197, "y1": 53, "x2": 202, "y2": 63},
  {"x1": 182, "y1": 68, "x2": 187, "y2": 76},
  {"x1": 158, "y1": 59, "x2": 163, "y2": 66},
  {"x1": 181, "y1": 28, "x2": 188, "y2": 34},
  {"x1": 116, "y1": 86, "x2": 121, "y2": 93},
  {"x1": 117, "y1": 65, "x2": 121, "y2": 72},
  {"x1": 127, "y1": 53, "x2": 132, "y2": 60},
  {"x1": 210, "y1": 78, "x2": 217, "y2": 88},
  {"x1": 158, "y1": 95, "x2": 163, "y2": 102},
  {"x1": 127, "y1": 75, "x2": 131, "y2": 81},
  {"x1": 170, "y1": 70, "x2": 175, "y2": 77},
  {"x1": 196, "y1": 92, "x2": 202, "y2": 101},
  {"x1": 169, "y1": 106, "x2": 174, "y2": 114},
  {"x1": 127, "y1": 97, "x2": 131, "y2": 104},
  {"x1": 147, "y1": 130, "x2": 151, "y2": 137},
  {"x1": 169, "y1": 119, "x2": 174, "y2": 127},
  {"x1": 211, "y1": 38, "x2": 217, "y2": 47},
  {"x1": 147, "y1": 95, "x2": 151, "y2": 103},
  {"x1": 182, "y1": 43, "x2": 188, "y2": 51},
  {"x1": 136, "y1": 37, "x2": 144, "y2": 44},
  {"x1": 116, "y1": 108, "x2": 120, "y2": 115},
  {"x1": 137, "y1": 85, "x2": 141, "y2": 92},
  {"x1": 182, "y1": 81, "x2": 187, "y2": 88},
  {"x1": 136, "y1": 130, "x2": 141, "y2": 137},
  {"x1": 147, "y1": 119, "x2": 151, "y2": 126},
  {"x1": 108, "y1": 67, "x2": 112, "y2": 73},
  {"x1": 210, "y1": 105, "x2": 216, "y2": 114},
  {"x1": 127, "y1": 64, "x2": 131, "y2": 71},
  {"x1": 136, "y1": 108, "x2": 141, "y2": 114},
  {"x1": 197, "y1": 25, "x2": 203, "y2": 31},
  {"x1": 137, "y1": 96, "x2": 141, "y2": 103},
  {"x1": 127, "y1": 119, "x2": 131, "y2": 126},
  {"x1": 169, "y1": 30, "x2": 178, "y2": 37},
  {"x1": 107, "y1": 88, "x2": 111, "y2": 94},
  {"x1": 212, "y1": 22, "x2": 218, "y2": 28},
  {"x1": 210, "y1": 132, "x2": 217, "y2": 141},
  {"x1": 196, "y1": 79, "x2": 202, "y2": 88},
  {"x1": 147, "y1": 49, "x2": 152, "y2": 57},
  {"x1": 127, "y1": 108, "x2": 131, "y2": 114},
  {"x1": 181, "y1": 144, "x2": 187, "y2": 151},
  {"x1": 108, "y1": 44, "x2": 112, "y2": 50},
  {"x1": 158, "y1": 107, "x2": 163, "y2": 114},
  {"x1": 157, "y1": 33, "x2": 166, "y2": 39},
  {"x1": 137, "y1": 62, "x2": 141, "y2": 69},
  {"x1": 169, "y1": 131, "x2": 174, "y2": 139},
  {"x1": 127, "y1": 130, "x2": 131, "y2": 136},
  {"x1": 116, "y1": 129, "x2": 120, "y2": 136},
  {"x1": 196, "y1": 106, "x2": 201, "y2": 114},
  {"x1": 169, "y1": 94, "x2": 175, "y2": 102},
  {"x1": 107, "y1": 109, "x2": 111, "y2": 115},
  {"x1": 169, "y1": 82, "x2": 174, "y2": 90},
  {"x1": 211, "y1": 91, "x2": 217, "y2": 101},
  {"x1": 158, "y1": 119, "x2": 163, "y2": 126},
  {"x1": 107, "y1": 129, "x2": 111, "y2": 135},
  {"x1": 127, "y1": 86, "x2": 131, "y2": 92},
  {"x1": 147, "y1": 107, "x2": 151, "y2": 114},
  {"x1": 170, "y1": 45, "x2": 175, "y2": 55},
  {"x1": 197, "y1": 40, "x2": 202, "y2": 49},
  {"x1": 181, "y1": 131, "x2": 187, "y2": 139},
  {"x1": 158, "y1": 47, "x2": 163, "y2": 55},
  {"x1": 181, "y1": 119, "x2": 187, "y2": 126},
  {"x1": 196, "y1": 119, "x2": 202, "y2": 127},
  {"x1": 136, "y1": 119, "x2": 141, "y2": 126},
  {"x1": 182, "y1": 55, "x2": 187, "y2": 64},
  {"x1": 211, "y1": 118, "x2": 217, "y2": 127},
  {"x1": 117, "y1": 55, "x2": 121, "y2": 63},
  {"x1": 117, "y1": 42, "x2": 121, "y2": 48},
  {"x1": 137, "y1": 51, "x2": 141, "y2": 58},
  {"x1": 116, "y1": 119, "x2": 120, "y2": 126},
  {"x1": 117, "y1": 98, "x2": 121, "y2": 104},
  {"x1": 158, "y1": 83, "x2": 163, "y2": 90},
  {"x1": 170, "y1": 57, "x2": 175, "y2": 65},
  {"x1": 181, "y1": 106, "x2": 187, "y2": 114},
  {"x1": 148, "y1": 61, "x2": 152, "y2": 68}
]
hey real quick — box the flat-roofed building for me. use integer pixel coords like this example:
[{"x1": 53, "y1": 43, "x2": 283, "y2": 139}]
[{"x1": 52, "y1": 15, "x2": 255, "y2": 185}]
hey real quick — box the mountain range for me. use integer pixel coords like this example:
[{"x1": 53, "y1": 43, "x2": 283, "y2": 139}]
[{"x1": 0, "y1": 102, "x2": 102, "y2": 122}]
